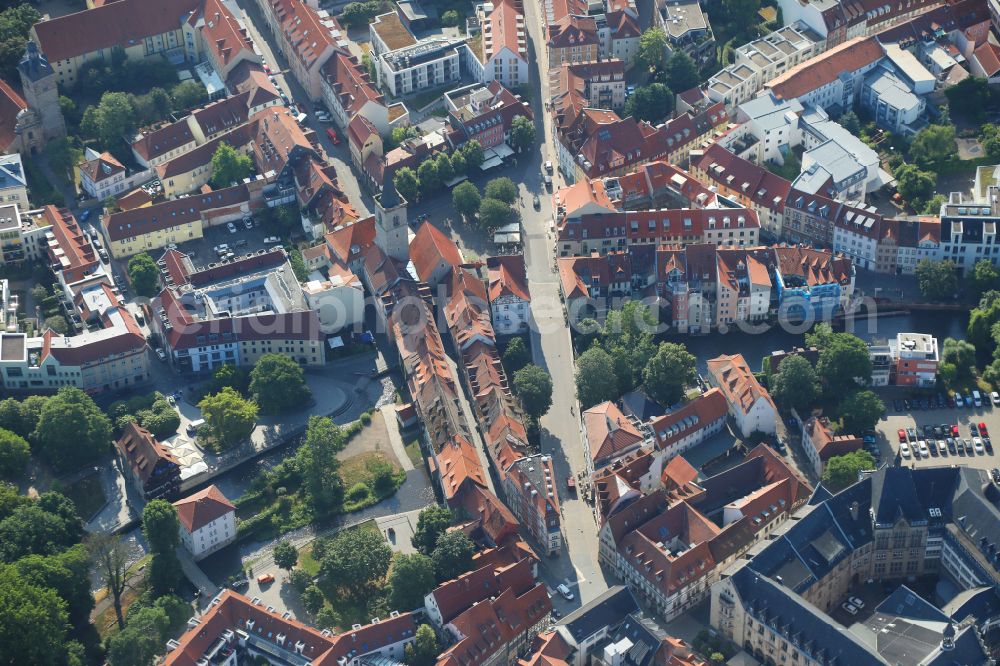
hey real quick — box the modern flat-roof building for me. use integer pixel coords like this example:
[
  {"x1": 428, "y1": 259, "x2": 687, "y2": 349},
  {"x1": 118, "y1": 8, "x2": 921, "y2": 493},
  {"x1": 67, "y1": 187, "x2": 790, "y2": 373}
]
[
  {"x1": 370, "y1": 12, "x2": 463, "y2": 96},
  {"x1": 658, "y1": 0, "x2": 715, "y2": 66}
]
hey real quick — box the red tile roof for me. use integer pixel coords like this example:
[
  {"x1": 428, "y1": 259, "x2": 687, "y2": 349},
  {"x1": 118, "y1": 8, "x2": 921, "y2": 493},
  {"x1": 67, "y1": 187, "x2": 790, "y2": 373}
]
[
  {"x1": 115, "y1": 421, "x2": 180, "y2": 487},
  {"x1": 548, "y1": 14, "x2": 598, "y2": 49},
  {"x1": 583, "y1": 401, "x2": 644, "y2": 466},
  {"x1": 0, "y1": 80, "x2": 27, "y2": 151},
  {"x1": 102, "y1": 184, "x2": 250, "y2": 242},
  {"x1": 267, "y1": 0, "x2": 341, "y2": 70},
  {"x1": 43, "y1": 206, "x2": 99, "y2": 283},
  {"x1": 803, "y1": 416, "x2": 863, "y2": 462},
  {"x1": 649, "y1": 388, "x2": 728, "y2": 451},
  {"x1": 484, "y1": 0, "x2": 526, "y2": 60},
  {"x1": 173, "y1": 484, "x2": 234, "y2": 532},
  {"x1": 321, "y1": 50, "x2": 385, "y2": 117},
  {"x1": 79, "y1": 151, "x2": 125, "y2": 184},
  {"x1": 196, "y1": 0, "x2": 254, "y2": 68},
  {"x1": 436, "y1": 434, "x2": 488, "y2": 501},
  {"x1": 409, "y1": 222, "x2": 462, "y2": 283},
  {"x1": 766, "y1": 36, "x2": 883, "y2": 101},
  {"x1": 706, "y1": 353, "x2": 777, "y2": 416},
  {"x1": 487, "y1": 254, "x2": 529, "y2": 303},
  {"x1": 33, "y1": 0, "x2": 202, "y2": 63},
  {"x1": 974, "y1": 41, "x2": 1000, "y2": 77}
]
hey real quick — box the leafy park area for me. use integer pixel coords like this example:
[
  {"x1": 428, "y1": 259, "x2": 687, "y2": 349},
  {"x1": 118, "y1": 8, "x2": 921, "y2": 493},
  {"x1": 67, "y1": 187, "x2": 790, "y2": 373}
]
[
  {"x1": 235, "y1": 412, "x2": 406, "y2": 541},
  {"x1": 273, "y1": 505, "x2": 474, "y2": 652}
]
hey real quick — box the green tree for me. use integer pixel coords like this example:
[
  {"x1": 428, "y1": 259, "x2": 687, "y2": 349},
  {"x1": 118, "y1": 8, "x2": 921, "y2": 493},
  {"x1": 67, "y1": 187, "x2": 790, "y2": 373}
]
[
  {"x1": 909, "y1": 124, "x2": 957, "y2": 167},
  {"x1": 43, "y1": 137, "x2": 83, "y2": 177},
  {"x1": 450, "y1": 149, "x2": 467, "y2": 176},
  {"x1": 15, "y1": 544, "x2": 93, "y2": 623},
  {"x1": 296, "y1": 415, "x2": 346, "y2": 513},
  {"x1": 503, "y1": 337, "x2": 531, "y2": 374},
  {"x1": 642, "y1": 342, "x2": 696, "y2": 406},
  {"x1": 431, "y1": 530, "x2": 475, "y2": 582},
  {"x1": 32, "y1": 387, "x2": 112, "y2": 472},
  {"x1": 602, "y1": 301, "x2": 658, "y2": 392},
  {"x1": 301, "y1": 584, "x2": 325, "y2": 615},
  {"x1": 478, "y1": 197, "x2": 511, "y2": 230},
  {"x1": 88, "y1": 532, "x2": 129, "y2": 630},
  {"x1": 411, "y1": 505, "x2": 453, "y2": 555},
  {"x1": 318, "y1": 525, "x2": 392, "y2": 599},
  {"x1": 839, "y1": 111, "x2": 861, "y2": 135},
  {"x1": 198, "y1": 387, "x2": 258, "y2": 450},
  {"x1": 394, "y1": 166, "x2": 419, "y2": 202},
  {"x1": 941, "y1": 337, "x2": 977, "y2": 379},
  {"x1": 435, "y1": 152, "x2": 454, "y2": 183},
  {"x1": 249, "y1": 353, "x2": 311, "y2": 414},
  {"x1": 894, "y1": 163, "x2": 936, "y2": 211},
  {"x1": 513, "y1": 364, "x2": 553, "y2": 421},
  {"x1": 210, "y1": 142, "x2": 253, "y2": 188},
  {"x1": 389, "y1": 552, "x2": 436, "y2": 611},
  {"x1": 43, "y1": 316, "x2": 67, "y2": 335},
  {"x1": 441, "y1": 9, "x2": 460, "y2": 25},
  {"x1": 816, "y1": 332, "x2": 872, "y2": 394},
  {"x1": 922, "y1": 193, "x2": 946, "y2": 215},
  {"x1": 83, "y1": 92, "x2": 137, "y2": 148},
  {"x1": 0, "y1": 4, "x2": 41, "y2": 81},
  {"x1": 106, "y1": 605, "x2": 171, "y2": 666},
  {"x1": 0, "y1": 565, "x2": 71, "y2": 666},
  {"x1": 510, "y1": 115, "x2": 536, "y2": 153},
  {"x1": 484, "y1": 177, "x2": 518, "y2": 204},
  {"x1": 274, "y1": 541, "x2": 298, "y2": 573},
  {"x1": 945, "y1": 77, "x2": 990, "y2": 123},
  {"x1": 404, "y1": 624, "x2": 440, "y2": 666},
  {"x1": 0, "y1": 428, "x2": 28, "y2": 480},
  {"x1": 576, "y1": 346, "x2": 619, "y2": 408},
  {"x1": 171, "y1": 80, "x2": 208, "y2": 110},
  {"x1": 769, "y1": 355, "x2": 819, "y2": 413},
  {"x1": 969, "y1": 260, "x2": 1000, "y2": 302},
  {"x1": 637, "y1": 26, "x2": 668, "y2": 71},
  {"x1": 127, "y1": 252, "x2": 160, "y2": 297},
  {"x1": 981, "y1": 124, "x2": 1000, "y2": 162},
  {"x1": 417, "y1": 158, "x2": 441, "y2": 194},
  {"x1": 914, "y1": 258, "x2": 957, "y2": 301},
  {"x1": 839, "y1": 390, "x2": 884, "y2": 434},
  {"x1": 142, "y1": 500, "x2": 179, "y2": 554},
  {"x1": 664, "y1": 51, "x2": 700, "y2": 93},
  {"x1": 822, "y1": 450, "x2": 876, "y2": 490},
  {"x1": 452, "y1": 181, "x2": 481, "y2": 221},
  {"x1": 461, "y1": 140, "x2": 484, "y2": 169},
  {"x1": 623, "y1": 83, "x2": 673, "y2": 123},
  {"x1": 210, "y1": 363, "x2": 250, "y2": 396},
  {"x1": 724, "y1": 0, "x2": 762, "y2": 29},
  {"x1": 148, "y1": 547, "x2": 183, "y2": 596}
]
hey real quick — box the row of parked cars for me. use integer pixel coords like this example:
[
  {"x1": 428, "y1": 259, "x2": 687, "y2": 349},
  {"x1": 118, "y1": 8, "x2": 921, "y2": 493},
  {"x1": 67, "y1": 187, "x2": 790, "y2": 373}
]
[
  {"x1": 893, "y1": 390, "x2": 1000, "y2": 411},
  {"x1": 897, "y1": 422, "x2": 993, "y2": 459}
]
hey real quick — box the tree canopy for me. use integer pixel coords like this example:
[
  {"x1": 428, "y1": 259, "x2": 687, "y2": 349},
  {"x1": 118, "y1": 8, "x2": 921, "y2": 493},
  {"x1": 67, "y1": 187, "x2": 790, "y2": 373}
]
[
  {"x1": 637, "y1": 27, "x2": 668, "y2": 71},
  {"x1": 274, "y1": 541, "x2": 299, "y2": 572},
  {"x1": 80, "y1": 92, "x2": 137, "y2": 149},
  {"x1": 318, "y1": 526, "x2": 392, "y2": 599},
  {"x1": 127, "y1": 252, "x2": 160, "y2": 297},
  {"x1": 642, "y1": 342, "x2": 696, "y2": 406},
  {"x1": 432, "y1": 530, "x2": 476, "y2": 582},
  {"x1": 894, "y1": 163, "x2": 936, "y2": 211},
  {"x1": 664, "y1": 51, "x2": 700, "y2": 93},
  {"x1": 624, "y1": 83, "x2": 673, "y2": 123},
  {"x1": 0, "y1": 428, "x2": 28, "y2": 480},
  {"x1": 478, "y1": 197, "x2": 512, "y2": 230},
  {"x1": 838, "y1": 390, "x2": 884, "y2": 434},
  {"x1": 393, "y1": 167, "x2": 419, "y2": 202},
  {"x1": 249, "y1": 354, "x2": 311, "y2": 414},
  {"x1": 198, "y1": 387, "x2": 258, "y2": 450},
  {"x1": 822, "y1": 450, "x2": 876, "y2": 490},
  {"x1": 484, "y1": 177, "x2": 518, "y2": 204},
  {"x1": 576, "y1": 346, "x2": 619, "y2": 409},
  {"x1": 513, "y1": 364, "x2": 553, "y2": 421},
  {"x1": 411, "y1": 505, "x2": 453, "y2": 555},
  {"x1": 389, "y1": 552, "x2": 436, "y2": 611},
  {"x1": 296, "y1": 415, "x2": 346, "y2": 514},
  {"x1": 405, "y1": 624, "x2": 440, "y2": 666},
  {"x1": 142, "y1": 500, "x2": 180, "y2": 555},
  {"x1": 814, "y1": 329, "x2": 872, "y2": 394},
  {"x1": 32, "y1": 387, "x2": 112, "y2": 472},
  {"x1": 914, "y1": 258, "x2": 957, "y2": 301},
  {"x1": 769, "y1": 355, "x2": 819, "y2": 413},
  {"x1": 908, "y1": 124, "x2": 956, "y2": 167},
  {"x1": 502, "y1": 337, "x2": 531, "y2": 374},
  {"x1": 510, "y1": 115, "x2": 536, "y2": 153}
]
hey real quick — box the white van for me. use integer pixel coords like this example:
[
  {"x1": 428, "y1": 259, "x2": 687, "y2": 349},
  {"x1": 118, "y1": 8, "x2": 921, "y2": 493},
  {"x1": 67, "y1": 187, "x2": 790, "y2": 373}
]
[
  {"x1": 974, "y1": 390, "x2": 983, "y2": 407},
  {"x1": 186, "y1": 419, "x2": 205, "y2": 436},
  {"x1": 295, "y1": 112, "x2": 308, "y2": 124}
]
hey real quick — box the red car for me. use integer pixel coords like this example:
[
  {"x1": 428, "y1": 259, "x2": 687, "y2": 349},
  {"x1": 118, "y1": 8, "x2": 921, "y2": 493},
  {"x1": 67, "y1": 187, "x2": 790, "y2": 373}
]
[
  {"x1": 980, "y1": 422, "x2": 989, "y2": 436},
  {"x1": 326, "y1": 128, "x2": 340, "y2": 144},
  {"x1": 952, "y1": 424, "x2": 960, "y2": 437},
  {"x1": 897, "y1": 429, "x2": 907, "y2": 443}
]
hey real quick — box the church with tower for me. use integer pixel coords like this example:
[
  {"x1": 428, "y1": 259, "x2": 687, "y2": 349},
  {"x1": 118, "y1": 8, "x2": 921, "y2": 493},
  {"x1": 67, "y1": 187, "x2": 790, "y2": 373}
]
[{"x1": 0, "y1": 41, "x2": 66, "y2": 156}]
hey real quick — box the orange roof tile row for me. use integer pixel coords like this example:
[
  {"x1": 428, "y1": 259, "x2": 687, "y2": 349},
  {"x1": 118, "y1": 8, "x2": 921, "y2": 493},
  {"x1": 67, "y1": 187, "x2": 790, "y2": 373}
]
[{"x1": 706, "y1": 353, "x2": 777, "y2": 417}]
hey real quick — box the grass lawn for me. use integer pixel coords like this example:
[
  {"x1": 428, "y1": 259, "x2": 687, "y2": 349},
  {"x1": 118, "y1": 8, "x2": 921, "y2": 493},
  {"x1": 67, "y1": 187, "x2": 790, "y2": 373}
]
[
  {"x1": 403, "y1": 438, "x2": 423, "y2": 468},
  {"x1": 403, "y1": 84, "x2": 452, "y2": 111},
  {"x1": 340, "y1": 451, "x2": 401, "y2": 487},
  {"x1": 63, "y1": 473, "x2": 107, "y2": 521}
]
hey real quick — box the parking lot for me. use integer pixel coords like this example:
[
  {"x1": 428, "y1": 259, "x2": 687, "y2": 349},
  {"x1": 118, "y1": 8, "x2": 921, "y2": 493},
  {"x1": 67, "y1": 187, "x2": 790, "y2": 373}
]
[{"x1": 875, "y1": 390, "x2": 1000, "y2": 475}]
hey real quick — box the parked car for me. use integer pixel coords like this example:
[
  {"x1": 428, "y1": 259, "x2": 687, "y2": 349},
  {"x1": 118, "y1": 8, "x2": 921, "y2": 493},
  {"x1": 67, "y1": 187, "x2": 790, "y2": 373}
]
[
  {"x1": 946, "y1": 438, "x2": 957, "y2": 454},
  {"x1": 928, "y1": 441, "x2": 938, "y2": 456},
  {"x1": 975, "y1": 438, "x2": 985, "y2": 455},
  {"x1": 244, "y1": 218, "x2": 253, "y2": 229},
  {"x1": 965, "y1": 439, "x2": 975, "y2": 454},
  {"x1": 992, "y1": 391, "x2": 1000, "y2": 407},
  {"x1": 897, "y1": 429, "x2": 907, "y2": 443},
  {"x1": 980, "y1": 422, "x2": 989, "y2": 436},
  {"x1": 992, "y1": 468, "x2": 1000, "y2": 484},
  {"x1": 985, "y1": 437, "x2": 994, "y2": 454},
  {"x1": 556, "y1": 584, "x2": 574, "y2": 600},
  {"x1": 326, "y1": 128, "x2": 340, "y2": 144},
  {"x1": 532, "y1": 194, "x2": 540, "y2": 209},
  {"x1": 256, "y1": 573, "x2": 275, "y2": 585},
  {"x1": 938, "y1": 440, "x2": 947, "y2": 456},
  {"x1": 951, "y1": 424, "x2": 960, "y2": 437},
  {"x1": 849, "y1": 596, "x2": 865, "y2": 609},
  {"x1": 227, "y1": 222, "x2": 237, "y2": 233},
  {"x1": 842, "y1": 602, "x2": 859, "y2": 616},
  {"x1": 264, "y1": 236, "x2": 281, "y2": 245},
  {"x1": 906, "y1": 427, "x2": 916, "y2": 440},
  {"x1": 900, "y1": 442, "x2": 911, "y2": 458},
  {"x1": 893, "y1": 399, "x2": 902, "y2": 411},
  {"x1": 918, "y1": 441, "x2": 929, "y2": 457},
  {"x1": 154, "y1": 347, "x2": 167, "y2": 362}
]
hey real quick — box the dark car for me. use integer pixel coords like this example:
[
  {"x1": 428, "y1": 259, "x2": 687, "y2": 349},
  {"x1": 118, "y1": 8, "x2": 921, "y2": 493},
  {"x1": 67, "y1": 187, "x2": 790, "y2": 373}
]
[
  {"x1": 985, "y1": 437, "x2": 994, "y2": 454},
  {"x1": 971, "y1": 423, "x2": 980, "y2": 436},
  {"x1": 965, "y1": 439, "x2": 975, "y2": 454},
  {"x1": 992, "y1": 468, "x2": 1000, "y2": 484},
  {"x1": 903, "y1": 399, "x2": 912, "y2": 410},
  {"x1": 906, "y1": 427, "x2": 916, "y2": 440},
  {"x1": 929, "y1": 443, "x2": 939, "y2": 457},
  {"x1": 893, "y1": 399, "x2": 902, "y2": 411},
  {"x1": 923, "y1": 424, "x2": 934, "y2": 437},
  {"x1": 933, "y1": 425, "x2": 942, "y2": 438},
  {"x1": 947, "y1": 438, "x2": 957, "y2": 454}
]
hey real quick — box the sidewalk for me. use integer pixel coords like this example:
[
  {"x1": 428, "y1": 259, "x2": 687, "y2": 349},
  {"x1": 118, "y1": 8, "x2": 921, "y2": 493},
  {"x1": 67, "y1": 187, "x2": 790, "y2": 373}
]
[{"x1": 380, "y1": 404, "x2": 415, "y2": 471}]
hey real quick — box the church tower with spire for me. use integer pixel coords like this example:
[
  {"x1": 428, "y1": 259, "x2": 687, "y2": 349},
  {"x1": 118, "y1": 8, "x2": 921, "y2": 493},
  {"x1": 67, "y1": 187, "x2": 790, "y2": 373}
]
[
  {"x1": 373, "y1": 176, "x2": 409, "y2": 262},
  {"x1": 18, "y1": 41, "x2": 66, "y2": 145}
]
